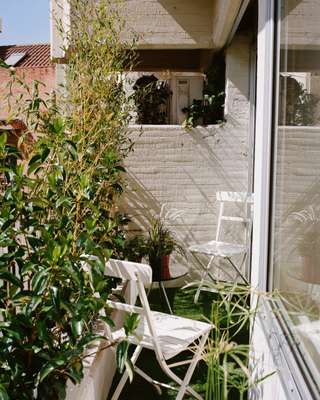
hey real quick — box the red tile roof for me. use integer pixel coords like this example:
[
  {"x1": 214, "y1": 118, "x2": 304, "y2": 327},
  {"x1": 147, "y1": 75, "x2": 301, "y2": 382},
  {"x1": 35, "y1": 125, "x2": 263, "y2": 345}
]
[{"x1": 0, "y1": 44, "x2": 53, "y2": 68}]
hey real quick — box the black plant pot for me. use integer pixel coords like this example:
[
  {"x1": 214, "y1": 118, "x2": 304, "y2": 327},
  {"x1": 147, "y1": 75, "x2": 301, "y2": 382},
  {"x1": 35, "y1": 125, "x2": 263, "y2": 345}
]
[{"x1": 149, "y1": 255, "x2": 162, "y2": 282}]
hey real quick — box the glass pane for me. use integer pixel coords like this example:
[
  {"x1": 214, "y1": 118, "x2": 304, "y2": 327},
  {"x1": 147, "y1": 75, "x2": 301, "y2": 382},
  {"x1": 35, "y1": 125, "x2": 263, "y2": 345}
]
[{"x1": 272, "y1": 0, "x2": 320, "y2": 383}]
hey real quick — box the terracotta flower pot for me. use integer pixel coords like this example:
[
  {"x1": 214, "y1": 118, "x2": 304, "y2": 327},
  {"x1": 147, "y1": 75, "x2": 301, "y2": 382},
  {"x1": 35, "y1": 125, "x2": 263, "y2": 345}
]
[{"x1": 161, "y1": 255, "x2": 171, "y2": 280}]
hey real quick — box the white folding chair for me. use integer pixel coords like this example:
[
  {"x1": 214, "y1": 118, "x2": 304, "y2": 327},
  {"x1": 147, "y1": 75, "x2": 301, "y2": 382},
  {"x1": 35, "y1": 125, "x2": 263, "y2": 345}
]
[
  {"x1": 189, "y1": 191, "x2": 253, "y2": 302},
  {"x1": 104, "y1": 259, "x2": 212, "y2": 400}
]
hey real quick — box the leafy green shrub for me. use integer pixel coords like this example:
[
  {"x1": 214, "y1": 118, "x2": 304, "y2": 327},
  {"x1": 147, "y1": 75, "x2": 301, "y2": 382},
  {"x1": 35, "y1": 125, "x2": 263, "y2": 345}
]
[
  {"x1": 123, "y1": 235, "x2": 148, "y2": 262},
  {"x1": 0, "y1": 1, "x2": 135, "y2": 398},
  {"x1": 132, "y1": 75, "x2": 171, "y2": 124},
  {"x1": 182, "y1": 52, "x2": 225, "y2": 128}
]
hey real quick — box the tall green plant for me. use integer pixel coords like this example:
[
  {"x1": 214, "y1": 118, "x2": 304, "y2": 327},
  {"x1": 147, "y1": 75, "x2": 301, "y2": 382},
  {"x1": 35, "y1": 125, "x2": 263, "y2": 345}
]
[
  {"x1": 0, "y1": 1, "x2": 135, "y2": 399},
  {"x1": 202, "y1": 283, "x2": 273, "y2": 400}
]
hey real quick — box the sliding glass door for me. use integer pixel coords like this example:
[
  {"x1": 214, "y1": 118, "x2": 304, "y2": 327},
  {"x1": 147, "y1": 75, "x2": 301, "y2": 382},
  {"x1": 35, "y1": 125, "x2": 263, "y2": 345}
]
[{"x1": 270, "y1": 0, "x2": 320, "y2": 391}]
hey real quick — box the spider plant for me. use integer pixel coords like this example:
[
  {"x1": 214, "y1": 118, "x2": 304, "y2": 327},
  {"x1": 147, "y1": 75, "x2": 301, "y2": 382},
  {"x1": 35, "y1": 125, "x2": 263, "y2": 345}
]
[
  {"x1": 202, "y1": 282, "x2": 274, "y2": 400},
  {"x1": 147, "y1": 217, "x2": 185, "y2": 280}
]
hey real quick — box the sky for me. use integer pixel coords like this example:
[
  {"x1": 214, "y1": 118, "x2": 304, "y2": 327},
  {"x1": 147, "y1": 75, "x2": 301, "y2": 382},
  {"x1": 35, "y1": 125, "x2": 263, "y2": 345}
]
[{"x1": 0, "y1": 0, "x2": 50, "y2": 45}]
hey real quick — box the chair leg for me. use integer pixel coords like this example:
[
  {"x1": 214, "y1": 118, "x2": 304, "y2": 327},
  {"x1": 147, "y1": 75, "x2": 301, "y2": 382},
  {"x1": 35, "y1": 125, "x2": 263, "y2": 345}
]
[
  {"x1": 227, "y1": 257, "x2": 249, "y2": 285},
  {"x1": 194, "y1": 256, "x2": 215, "y2": 303},
  {"x1": 176, "y1": 332, "x2": 209, "y2": 400},
  {"x1": 111, "y1": 345, "x2": 143, "y2": 400},
  {"x1": 159, "y1": 281, "x2": 173, "y2": 314}
]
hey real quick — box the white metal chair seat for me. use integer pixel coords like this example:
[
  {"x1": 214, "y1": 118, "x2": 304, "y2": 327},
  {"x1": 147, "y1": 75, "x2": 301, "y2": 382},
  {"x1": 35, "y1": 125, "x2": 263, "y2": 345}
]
[
  {"x1": 189, "y1": 192, "x2": 253, "y2": 301},
  {"x1": 189, "y1": 241, "x2": 247, "y2": 257},
  {"x1": 111, "y1": 309, "x2": 211, "y2": 360}
]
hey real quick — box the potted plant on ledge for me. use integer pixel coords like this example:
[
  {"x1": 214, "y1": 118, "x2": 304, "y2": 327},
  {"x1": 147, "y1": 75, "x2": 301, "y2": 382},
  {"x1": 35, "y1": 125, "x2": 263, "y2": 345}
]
[{"x1": 147, "y1": 217, "x2": 184, "y2": 281}]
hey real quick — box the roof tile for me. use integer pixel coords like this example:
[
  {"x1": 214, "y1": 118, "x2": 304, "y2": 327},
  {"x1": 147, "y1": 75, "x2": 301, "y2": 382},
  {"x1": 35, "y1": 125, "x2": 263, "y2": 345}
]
[{"x1": 0, "y1": 44, "x2": 53, "y2": 68}]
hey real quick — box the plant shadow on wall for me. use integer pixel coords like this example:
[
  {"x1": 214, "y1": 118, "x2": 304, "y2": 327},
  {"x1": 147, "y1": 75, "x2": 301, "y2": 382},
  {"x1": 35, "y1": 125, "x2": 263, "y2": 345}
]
[{"x1": 0, "y1": 1, "x2": 138, "y2": 399}]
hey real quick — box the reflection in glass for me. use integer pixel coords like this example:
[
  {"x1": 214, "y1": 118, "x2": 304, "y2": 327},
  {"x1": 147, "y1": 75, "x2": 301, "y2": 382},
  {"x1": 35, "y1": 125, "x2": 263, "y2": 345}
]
[{"x1": 272, "y1": 0, "x2": 320, "y2": 385}]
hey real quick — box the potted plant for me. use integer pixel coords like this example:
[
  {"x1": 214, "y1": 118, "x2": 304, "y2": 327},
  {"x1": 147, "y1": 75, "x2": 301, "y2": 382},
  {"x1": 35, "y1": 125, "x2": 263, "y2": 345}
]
[
  {"x1": 124, "y1": 234, "x2": 148, "y2": 262},
  {"x1": 291, "y1": 206, "x2": 320, "y2": 283},
  {"x1": 147, "y1": 217, "x2": 184, "y2": 281},
  {"x1": 132, "y1": 74, "x2": 171, "y2": 124}
]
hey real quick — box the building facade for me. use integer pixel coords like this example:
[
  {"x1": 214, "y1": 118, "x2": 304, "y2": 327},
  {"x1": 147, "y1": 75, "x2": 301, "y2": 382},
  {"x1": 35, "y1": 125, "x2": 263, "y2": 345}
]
[
  {"x1": 0, "y1": 44, "x2": 56, "y2": 119},
  {"x1": 51, "y1": 1, "x2": 320, "y2": 399}
]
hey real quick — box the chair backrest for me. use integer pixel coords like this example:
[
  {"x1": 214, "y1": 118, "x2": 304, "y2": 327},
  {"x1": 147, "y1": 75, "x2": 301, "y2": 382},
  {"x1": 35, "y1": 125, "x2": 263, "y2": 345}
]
[
  {"x1": 106, "y1": 258, "x2": 152, "y2": 287},
  {"x1": 215, "y1": 191, "x2": 254, "y2": 244},
  {"x1": 104, "y1": 259, "x2": 165, "y2": 360}
]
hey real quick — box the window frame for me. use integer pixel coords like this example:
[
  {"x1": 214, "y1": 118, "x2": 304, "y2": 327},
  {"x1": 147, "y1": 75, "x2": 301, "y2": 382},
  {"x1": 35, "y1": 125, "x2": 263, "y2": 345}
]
[{"x1": 252, "y1": 1, "x2": 320, "y2": 398}]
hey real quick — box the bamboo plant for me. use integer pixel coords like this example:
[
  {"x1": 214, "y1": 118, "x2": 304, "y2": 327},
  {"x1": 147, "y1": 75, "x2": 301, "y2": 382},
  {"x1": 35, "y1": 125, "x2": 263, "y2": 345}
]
[{"x1": 0, "y1": 1, "x2": 137, "y2": 398}]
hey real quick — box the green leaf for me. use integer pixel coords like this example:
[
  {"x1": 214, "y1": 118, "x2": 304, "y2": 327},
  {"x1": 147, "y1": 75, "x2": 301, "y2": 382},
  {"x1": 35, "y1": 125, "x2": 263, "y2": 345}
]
[
  {"x1": 50, "y1": 286, "x2": 60, "y2": 309},
  {"x1": 41, "y1": 147, "x2": 50, "y2": 162},
  {"x1": 27, "y1": 235, "x2": 43, "y2": 249},
  {"x1": 114, "y1": 165, "x2": 126, "y2": 173},
  {"x1": 99, "y1": 315, "x2": 115, "y2": 328},
  {"x1": 28, "y1": 153, "x2": 42, "y2": 167},
  {"x1": 0, "y1": 384, "x2": 9, "y2": 400},
  {"x1": 51, "y1": 117, "x2": 64, "y2": 134},
  {"x1": 37, "y1": 320, "x2": 51, "y2": 343},
  {"x1": 38, "y1": 358, "x2": 66, "y2": 383},
  {"x1": 116, "y1": 340, "x2": 129, "y2": 374},
  {"x1": 64, "y1": 365, "x2": 83, "y2": 384},
  {"x1": 65, "y1": 140, "x2": 78, "y2": 160},
  {"x1": 0, "y1": 132, "x2": 7, "y2": 148},
  {"x1": 26, "y1": 296, "x2": 42, "y2": 314},
  {"x1": 125, "y1": 359, "x2": 134, "y2": 382},
  {"x1": 52, "y1": 245, "x2": 61, "y2": 262},
  {"x1": 28, "y1": 160, "x2": 42, "y2": 175},
  {"x1": 0, "y1": 58, "x2": 9, "y2": 69},
  {"x1": 71, "y1": 319, "x2": 84, "y2": 337},
  {"x1": 0, "y1": 270, "x2": 22, "y2": 287},
  {"x1": 124, "y1": 313, "x2": 140, "y2": 336},
  {"x1": 55, "y1": 196, "x2": 71, "y2": 209},
  {"x1": 31, "y1": 269, "x2": 50, "y2": 294}
]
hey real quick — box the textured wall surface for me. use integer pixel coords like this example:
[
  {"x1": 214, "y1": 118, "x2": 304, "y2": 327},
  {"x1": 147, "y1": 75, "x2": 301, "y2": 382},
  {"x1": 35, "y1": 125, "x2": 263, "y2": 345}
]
[
  {"x1": 66, "y1": 31, "x2": 253, "y2": 400},
  {"x1": 271, "y1": 126, "x2": 320, "y2": 292},
  {"x1": 282, "y1": 0, "x2": 320, "y2": 49},
  {"x1": 122, "y1": 34, "x2": 252, "y2": 278},
  {"x1": 122, "y1": 0, "x2": 214, "y2": 49}
]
